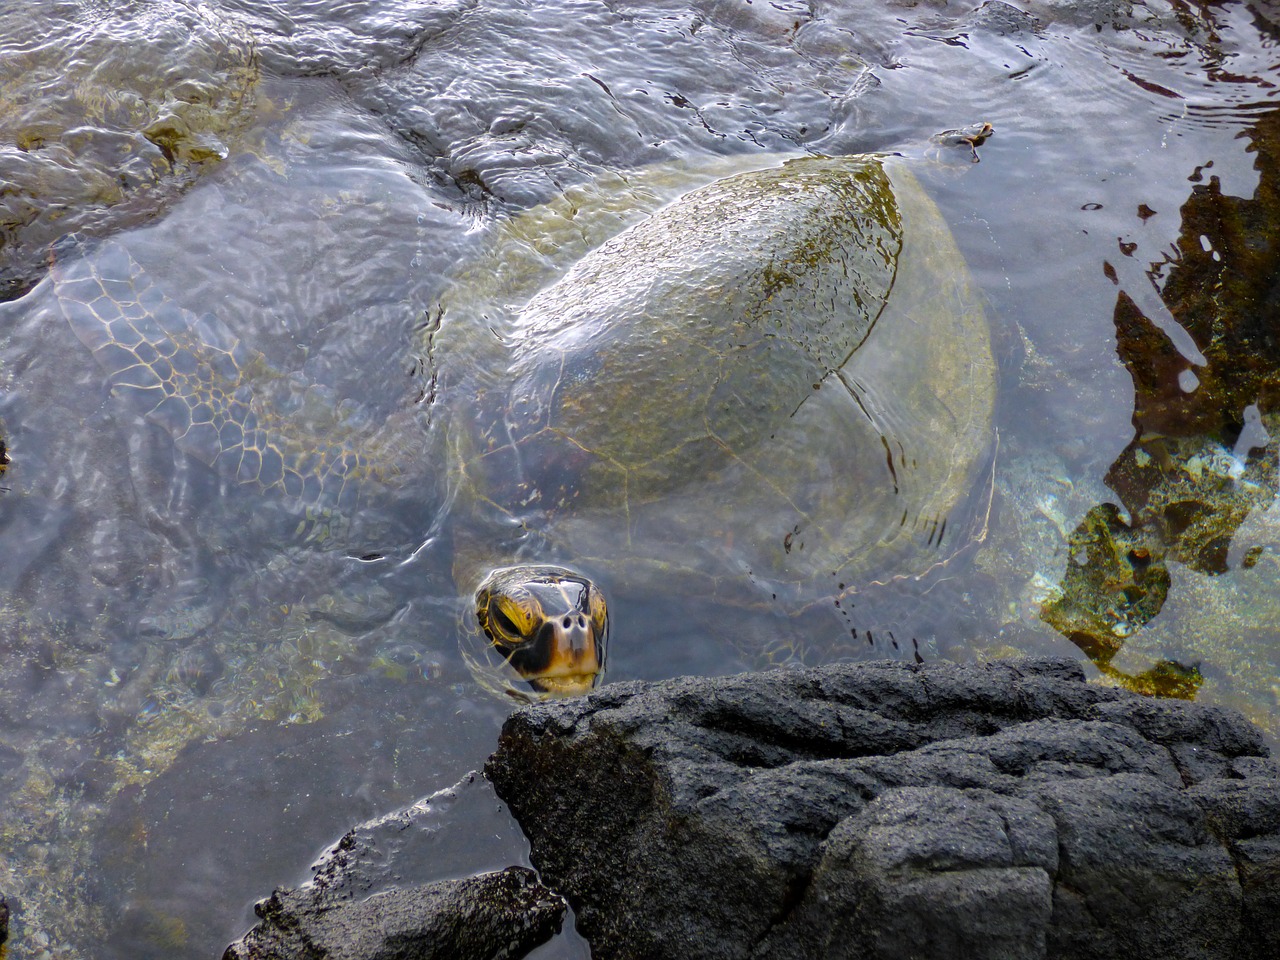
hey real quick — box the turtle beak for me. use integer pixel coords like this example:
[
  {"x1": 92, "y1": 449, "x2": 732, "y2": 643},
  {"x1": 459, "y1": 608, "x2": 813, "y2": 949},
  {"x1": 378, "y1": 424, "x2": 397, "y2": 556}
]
[{"x1": 525, "y1": 612, "x2": 602, "y2": 696}]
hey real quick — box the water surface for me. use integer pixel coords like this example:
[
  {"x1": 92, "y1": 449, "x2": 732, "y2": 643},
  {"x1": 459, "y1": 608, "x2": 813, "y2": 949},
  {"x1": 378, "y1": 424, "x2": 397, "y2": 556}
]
[{"x1": 0, "y1": 0, "x2": 1278, "y2": 956}]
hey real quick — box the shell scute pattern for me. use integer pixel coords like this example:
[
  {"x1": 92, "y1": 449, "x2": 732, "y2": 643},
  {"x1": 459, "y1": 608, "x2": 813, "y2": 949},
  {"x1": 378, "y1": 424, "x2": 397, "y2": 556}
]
[{"x1": 50, "y1": 237, "x2": 411, "y2": 514}]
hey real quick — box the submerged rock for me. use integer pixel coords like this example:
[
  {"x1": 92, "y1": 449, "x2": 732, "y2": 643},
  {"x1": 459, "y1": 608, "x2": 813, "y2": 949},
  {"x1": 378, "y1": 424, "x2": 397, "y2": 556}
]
[
  {"x1": 487, "y1": 657, "x2": 1280, "y2": 960},
  {"x1": 1038, "y1": 105, "x2": 1280, "y2": 699},
  {"x1": 0, "y1": 1, "x2": 262, "y2": 300}
]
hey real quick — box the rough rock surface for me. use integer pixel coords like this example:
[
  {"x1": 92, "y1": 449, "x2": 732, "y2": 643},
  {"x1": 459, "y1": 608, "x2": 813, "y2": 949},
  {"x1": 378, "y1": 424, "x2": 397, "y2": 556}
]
[
  {"x1": 223, "y1": 850, "x2": 564, "y2": 960},
  {"x1": 217, "y1": 769, "x2": 587, "y2": 960},
  {"x1": 486, "y1": 657, "x2": 1280, "y2": 960}
]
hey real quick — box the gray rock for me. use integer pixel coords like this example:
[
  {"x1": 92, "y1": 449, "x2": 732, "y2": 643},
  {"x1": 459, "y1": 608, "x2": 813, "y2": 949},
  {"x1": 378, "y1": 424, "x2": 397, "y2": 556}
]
[
  {"x1": 1185, "y1": 764, "x2": 1280, "y2": 960},
  {"x1": 221, "y1": 865, "x2": 564, "y2": 960},
  {"x1": 220, "y1": 774, "x2": 567, "y2": 960},
  {"x1": 787, "y1": 786, "x2": 1056, "y2": 960},
  {"x1": 486, "y1": 657, "x2": 1278, "y2": 960}
]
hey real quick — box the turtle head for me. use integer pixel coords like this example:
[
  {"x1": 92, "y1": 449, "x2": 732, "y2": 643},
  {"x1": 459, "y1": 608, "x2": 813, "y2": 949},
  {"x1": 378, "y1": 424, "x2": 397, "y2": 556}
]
[{"x1": 463, "y1": 565, "x2": 608, "y2": 701}]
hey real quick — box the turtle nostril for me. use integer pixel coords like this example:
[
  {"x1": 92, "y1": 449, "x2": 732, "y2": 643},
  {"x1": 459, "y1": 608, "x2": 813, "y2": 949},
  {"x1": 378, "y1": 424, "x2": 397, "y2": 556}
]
[
  {"x1": 562, "y1": 615, "x2": 572, "y2": 629},
  {"x1": 577, "y1": 614, "x2": 587, "y2": 628}
]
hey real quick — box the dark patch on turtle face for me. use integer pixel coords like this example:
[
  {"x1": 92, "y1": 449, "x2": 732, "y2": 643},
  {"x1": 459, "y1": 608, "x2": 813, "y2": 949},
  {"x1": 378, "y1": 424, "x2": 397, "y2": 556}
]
[{"x1": 474, "y1": 566, "x2": 608, "y2": 697}]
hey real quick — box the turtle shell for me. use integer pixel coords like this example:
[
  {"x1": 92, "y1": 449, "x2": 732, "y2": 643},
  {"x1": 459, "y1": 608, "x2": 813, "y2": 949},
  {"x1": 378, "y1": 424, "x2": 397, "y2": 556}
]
[{"x1": 443, "y1": 154, "x2": 996, "y2": 657}]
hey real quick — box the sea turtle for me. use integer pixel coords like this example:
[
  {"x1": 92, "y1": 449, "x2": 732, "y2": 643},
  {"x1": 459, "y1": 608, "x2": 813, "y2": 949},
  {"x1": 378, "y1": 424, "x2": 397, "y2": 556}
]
[
  {"x1": 49, "y1": 147, "x2": 997, "y2": 701},
  {"x1": 930, "y1": 122, "x2": 995, "y2": 161}
]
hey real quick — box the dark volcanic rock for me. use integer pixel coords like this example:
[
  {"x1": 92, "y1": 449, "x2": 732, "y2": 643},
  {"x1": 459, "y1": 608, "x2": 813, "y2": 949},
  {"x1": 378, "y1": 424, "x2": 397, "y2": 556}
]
[
  {"x1": 221, "y1": 865, "x2": 564, "y2": 960},
  {"x1": 222, "y1": 773, "x2": 567, "y2": 960},
  {"x1": 486, "y1": 657, "x2": 1280, "y2": 960}
]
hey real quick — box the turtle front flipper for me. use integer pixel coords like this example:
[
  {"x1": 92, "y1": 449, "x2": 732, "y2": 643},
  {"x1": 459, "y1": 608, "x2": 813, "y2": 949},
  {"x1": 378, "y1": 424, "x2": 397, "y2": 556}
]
[{"x1": 49, "y1": 236, "x2": 411, "y2": 515}]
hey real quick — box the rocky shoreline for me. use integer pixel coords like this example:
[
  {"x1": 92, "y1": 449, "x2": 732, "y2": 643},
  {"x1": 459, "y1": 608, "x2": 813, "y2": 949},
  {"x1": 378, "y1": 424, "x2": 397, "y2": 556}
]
[
  {"x1": 225, "y1": 658, "x2": 1280, "y2": 960},
  {"x1": 223, "y1": 866, "x2": 564, "y2": 960}
]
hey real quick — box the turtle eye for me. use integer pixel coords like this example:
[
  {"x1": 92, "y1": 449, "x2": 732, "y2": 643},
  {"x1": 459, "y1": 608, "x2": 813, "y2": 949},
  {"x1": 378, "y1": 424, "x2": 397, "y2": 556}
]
[
  {"x1": 587, "y1": 585, "x2": 608, "y2": 631},
  {"x1": 488, "y1": 602, "x2": 527, "y2": 643}
]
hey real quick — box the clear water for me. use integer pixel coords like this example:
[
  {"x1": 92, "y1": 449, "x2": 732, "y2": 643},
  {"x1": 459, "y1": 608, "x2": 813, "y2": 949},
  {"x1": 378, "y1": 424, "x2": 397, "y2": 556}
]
[{"x1": 0, "y1": 0, "x2": 1277, "y2": 956}]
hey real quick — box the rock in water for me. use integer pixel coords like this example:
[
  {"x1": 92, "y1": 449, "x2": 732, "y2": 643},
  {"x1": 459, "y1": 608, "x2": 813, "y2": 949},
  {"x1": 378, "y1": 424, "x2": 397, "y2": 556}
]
[
  {"x1": 487, "y1": 658, "x2": 1280, "y2": 960},
  {"x1": 221, "y1": 866, "x2": 564, "y2": 960}
]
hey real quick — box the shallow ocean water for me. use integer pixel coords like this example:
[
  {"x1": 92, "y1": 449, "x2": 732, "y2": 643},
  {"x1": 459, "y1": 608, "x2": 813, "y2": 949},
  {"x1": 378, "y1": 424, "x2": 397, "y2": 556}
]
[{"x1": 0, "y1": 0, "x2": 1278, "y2": 956}]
